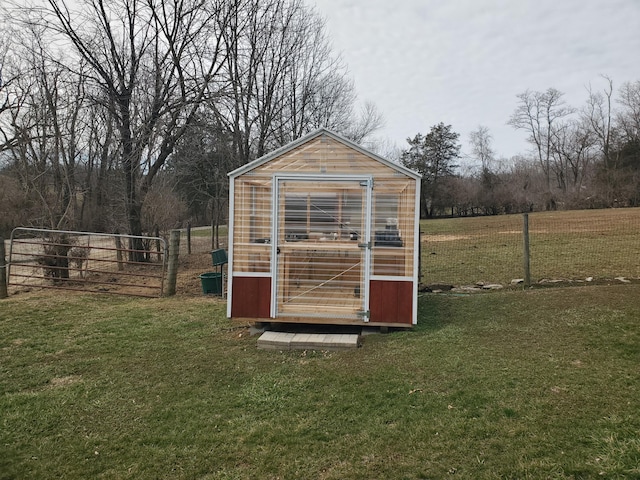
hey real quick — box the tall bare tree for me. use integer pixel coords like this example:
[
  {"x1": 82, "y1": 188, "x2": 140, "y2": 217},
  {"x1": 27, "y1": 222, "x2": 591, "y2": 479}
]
[
  {"x1": 469, "y1": 125, "x2": 502, "y2": 213},
  {"x1": 469, "y1": 125, "x2": 495, "y2": 173},
  {"x1": 617, "y1": 80, "x2": 640, "y2": 143},
  {"x1": 584, "y1": 76, "x2": 618, "y2": 169},
  {"x1": 508, "y1": 88, "x2": 574, "y2": 207},
  {"x1": 17, "y1": 0, "x2": 232, "y2": 259},
  {"x1": 216, "y1": 0, "x2": 380, "y2": 167},
  {"x1": 170, "y1": 116, "x2": 234, "y2": 248},
  {"x1": 549, "y1": 119, "x2": 595, "y2": 196},
  {"x1": 1, "y1": 21, "x2": 92, "y2": 230},
  {"x1": 0, "y1": 28, "x2": 26, "y2": 155},
  {"x1": 614, "y1": 80, "x2": 640, "y2": 205}
]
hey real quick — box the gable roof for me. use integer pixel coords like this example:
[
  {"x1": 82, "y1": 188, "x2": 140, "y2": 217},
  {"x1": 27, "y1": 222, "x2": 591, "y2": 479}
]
[{"x1": 228, "y1": 128, "x2": 421, "y2": 180}]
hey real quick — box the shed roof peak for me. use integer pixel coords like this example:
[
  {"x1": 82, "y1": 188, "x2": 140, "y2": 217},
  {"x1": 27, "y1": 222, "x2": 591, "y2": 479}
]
[{"x1": 228, "y1": 127, "x2": 421, "y2": 179}]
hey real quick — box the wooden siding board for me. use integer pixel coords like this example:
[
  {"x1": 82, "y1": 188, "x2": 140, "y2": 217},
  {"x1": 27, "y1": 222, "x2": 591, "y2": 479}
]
[
  {"x1": 251, "y1": 137, "x2": 399, "y2": 177},
  {"x1": 228, "y1": 129, "x2": 421, "y2": 181},
  {"x1": 369, "y1": 280, "x2": 413, "y2": 324},
  {"x1": 231, "y1": 277, "x2": 271, "y2": 318},
  {"x1": 396, "y1": 282, "x2": 414, "y2": 324}
]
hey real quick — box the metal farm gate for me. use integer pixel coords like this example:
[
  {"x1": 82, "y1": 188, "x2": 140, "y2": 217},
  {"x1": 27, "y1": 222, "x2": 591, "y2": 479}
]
[{"x1": 8, "y1": 228, "x2": 167, "y2": 297}]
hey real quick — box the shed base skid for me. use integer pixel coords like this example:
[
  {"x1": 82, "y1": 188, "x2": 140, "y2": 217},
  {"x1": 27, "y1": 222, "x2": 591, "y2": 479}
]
[{"x1": 233, "y1": 317, "x2": 412, "y2": 329}]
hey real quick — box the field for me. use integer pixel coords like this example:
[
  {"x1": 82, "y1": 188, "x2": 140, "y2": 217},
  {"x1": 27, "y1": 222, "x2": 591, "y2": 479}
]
[
  {"x1": 2, "y1": 284, "x2": 640, "y2": 478},
  {"x1": 421, "y1": 208, "x2": 640, "y2": 287}
]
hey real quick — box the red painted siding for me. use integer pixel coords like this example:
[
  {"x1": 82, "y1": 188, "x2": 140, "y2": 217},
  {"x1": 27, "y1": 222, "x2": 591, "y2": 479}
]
[
  {"x1": 231, "y1": 276, "x2": 271, "y2": 318},
  {"x1": 369, "y1": 280, "x2": 413, "y2": 324}
]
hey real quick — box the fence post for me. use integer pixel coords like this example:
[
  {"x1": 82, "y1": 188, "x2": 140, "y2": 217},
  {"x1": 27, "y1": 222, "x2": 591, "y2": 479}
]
[
  {"x1": 418, "y1": 230, "x2": 423, "y2": 284},
  {"x1": 0, "y1": 237, "x2": 7, "y2": 299},
  {"x1": 166, "y1": 229, "x2": 180, "y2": 296},
  {"x1": 523, "y1": 213, "x2": 531, "y2": 288},
  {"x1": 114, "y1": 235, "x2": 124, "y2": 271},
  {"x1": 154, "y1": 225, "x2": 162, "y2": 262},
  {"x1": 187, "y1": 221, "x2": 192, "y2": 255}
]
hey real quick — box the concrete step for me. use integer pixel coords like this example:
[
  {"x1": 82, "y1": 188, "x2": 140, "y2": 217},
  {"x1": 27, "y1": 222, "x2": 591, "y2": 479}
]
[{"x1": 257, "y1": 331, "x2": 360, "y2": 350}]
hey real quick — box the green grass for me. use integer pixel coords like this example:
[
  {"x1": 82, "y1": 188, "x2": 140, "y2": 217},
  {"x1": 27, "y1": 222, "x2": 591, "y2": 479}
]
[
  {"x1": 2, "y1": 286, "x2": 640, "y2": 478},
  {"x1": 422, "y1": 208, "x2": 640, "y2": 285}
]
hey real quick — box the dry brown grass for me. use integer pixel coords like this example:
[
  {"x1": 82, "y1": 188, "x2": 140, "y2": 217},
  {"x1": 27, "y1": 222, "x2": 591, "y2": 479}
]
[{"x1": 422, "y1": 208, "x2": 640, "y2": 286}]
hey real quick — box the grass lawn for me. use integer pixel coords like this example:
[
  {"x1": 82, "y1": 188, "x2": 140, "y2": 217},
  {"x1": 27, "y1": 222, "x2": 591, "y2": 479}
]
[{"x1": 2, "y1": 286, "x2": 640, "y2": 479}]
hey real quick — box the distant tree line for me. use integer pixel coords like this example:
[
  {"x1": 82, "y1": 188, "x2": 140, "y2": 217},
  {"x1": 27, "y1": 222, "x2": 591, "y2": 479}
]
[
  {"x1": 0, "y1": 0, "x2": 382, "y2": 250},
  {"x1": 402, "y1": 79, "x2": 640, "y2": 218}
]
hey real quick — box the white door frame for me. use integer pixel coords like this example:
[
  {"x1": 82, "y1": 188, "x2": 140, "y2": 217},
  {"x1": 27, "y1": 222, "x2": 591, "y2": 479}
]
[{"x1": 270, "y1": 173, "x2": 373, "y2": 320}]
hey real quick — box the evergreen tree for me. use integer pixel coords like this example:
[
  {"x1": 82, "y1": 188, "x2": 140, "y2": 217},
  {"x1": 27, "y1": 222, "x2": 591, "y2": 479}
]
[{"x1": 401, "y1": 122, "x2": 460, "y2": 217}]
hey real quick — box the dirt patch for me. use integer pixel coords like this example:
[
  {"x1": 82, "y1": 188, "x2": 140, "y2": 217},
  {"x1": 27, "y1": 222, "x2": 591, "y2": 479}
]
[
  {"x1": 49, "y1": 375, "x2": 82, "y2": 388},
  {"x1": 177, "y1": 251, "x2": 220, "y2": 296},
  {"x1": 423, "y1": 234, "x2": 472, "y2": 242}
]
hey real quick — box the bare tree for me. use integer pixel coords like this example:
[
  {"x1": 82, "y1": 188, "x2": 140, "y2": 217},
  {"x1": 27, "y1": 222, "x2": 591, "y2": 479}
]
[
  {"x1": 582, "y1": 78, "x2": 640, "y2": 207},
  {"x1": 0, "y1": 28, "x2": 27, "y2": 155},
  {"x1": 216, "y1": 0, "x2": 380, "y2": 167},
  {"x1": 617, "y1": 80, "x2": 640, "y2": 143},
  {"x1": 3, "y1": 0, "x2": 384, "y2": 238},
  {"x1": 584, "y1": 76, "x2": 618, "y2": 168},
  {"x1": 613, "y1": 80, "x2": 640, "y2": 206},
  {"x1": 469, "y1": 126, "x2": 500, "y2": 214},
  {"x1": 2, "y1": 21, "x2": 91, "y2": 230},
  {"x1": 17, "y1": 0, "x2": 231, "y2": 259},
  {"x1": 469, "y1": 125, "x2": 495, "y2": 173},
  {"x1": 508, "y1": 88, "x2": 574, "y2": 207},
  {"x1": 341, "y1": 101, "x2": 385, "y2": 145},
  {"x1": 170, "y1": 116, "x2": 234, "y2": 248},
  {"x1": 78, "y1": 100, "x2": 122, "y2": 232},
  {"x1": 549, "y1": 119, "x2": 595, "y2": 197}
]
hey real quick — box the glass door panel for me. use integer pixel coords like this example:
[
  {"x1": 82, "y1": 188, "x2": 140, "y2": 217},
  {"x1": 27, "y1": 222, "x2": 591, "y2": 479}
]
[{"x1": 274, "y1": 178, "x2": 370, "y2": 320}]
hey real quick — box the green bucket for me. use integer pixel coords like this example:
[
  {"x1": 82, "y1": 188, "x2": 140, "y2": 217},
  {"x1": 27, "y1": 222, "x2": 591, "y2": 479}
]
[{"x1": 199, "y1": 272, "x2": 222, "y2": 295}]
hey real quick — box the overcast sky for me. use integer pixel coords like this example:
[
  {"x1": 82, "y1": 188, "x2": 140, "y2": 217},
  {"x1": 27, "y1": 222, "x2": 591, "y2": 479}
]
[{"x1": 311, "y1": 0, "x2": 640, "y2": 164}]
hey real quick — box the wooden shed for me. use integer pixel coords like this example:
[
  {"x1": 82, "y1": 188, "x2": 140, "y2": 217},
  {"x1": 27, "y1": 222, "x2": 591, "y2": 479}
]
[{"x1": 227, "y1": 129, "x2": 421, "y2": 327}]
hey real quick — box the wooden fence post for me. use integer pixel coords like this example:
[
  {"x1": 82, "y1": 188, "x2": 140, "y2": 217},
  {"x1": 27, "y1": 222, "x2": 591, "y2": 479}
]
[
  {"x1": 0, "y1": 237, "x2": 7, "y2": 299},
  {"x1": 115, "y1": 235, "x2": 124, "y2": 271},
  {"x1": 166, "y1": 229, "x2": 180, "y2": 296},
  {"x1": 523, "y1": 213, "x2": 531, "y2": 288}
]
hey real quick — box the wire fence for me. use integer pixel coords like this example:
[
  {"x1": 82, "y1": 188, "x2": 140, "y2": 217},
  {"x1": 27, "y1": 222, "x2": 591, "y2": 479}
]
[
  {"x1": 421, "y1": 208, "x2": 640, "y2": 290},
  {"x1": 178, "y1": 225, "x2": 228, "y2": 256},
  {"x1": 178, "y1": 209, "x2": 640, "y2": 292},
  {"x1": 4, "y1": 211, "x2": 635, "y2": 298}
]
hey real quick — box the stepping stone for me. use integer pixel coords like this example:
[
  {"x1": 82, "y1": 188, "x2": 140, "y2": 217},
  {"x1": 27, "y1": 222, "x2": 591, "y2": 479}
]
[{"x1": 257, "y1": 331, "x2": 360, "y2": 350}]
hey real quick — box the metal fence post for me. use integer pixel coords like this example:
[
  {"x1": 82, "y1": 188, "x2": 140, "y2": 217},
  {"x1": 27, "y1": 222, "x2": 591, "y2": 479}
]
[
  {"x1": 523, "y1": 213, "x2": 531, "y2": 288},
  {"x1": 0, "y1": 237, "x2": 7, "y2": 299},
  {"x1": 166, "y1": 229, "x2": 180, "y2": 296},
  {"x1": 187, "y1": 221, "x2": 192, "y2": 255}
]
